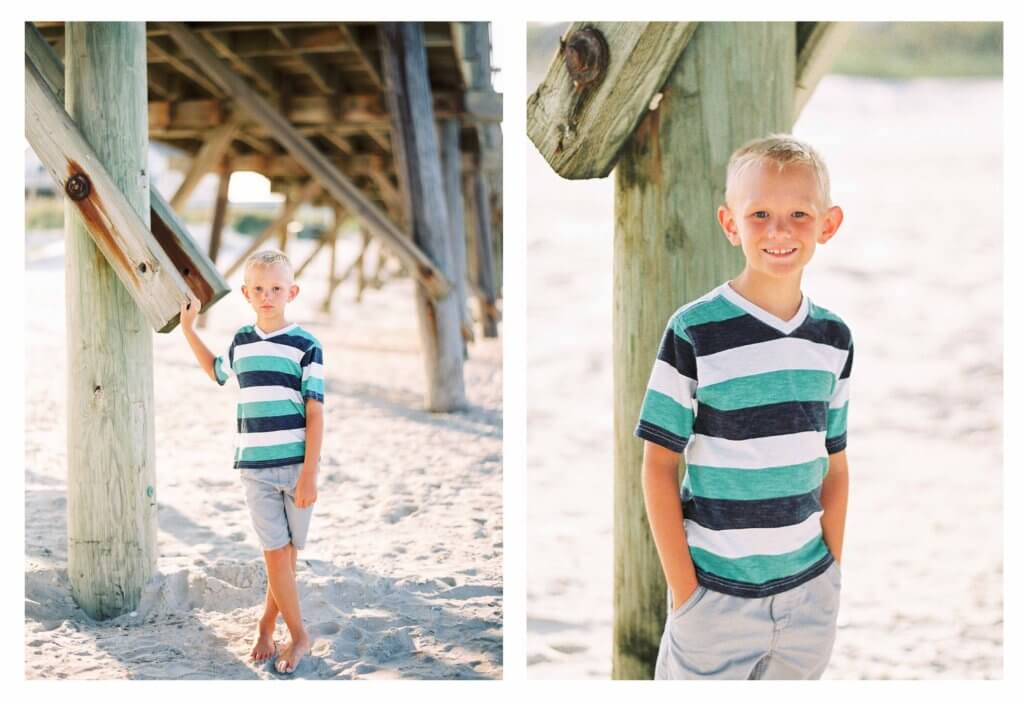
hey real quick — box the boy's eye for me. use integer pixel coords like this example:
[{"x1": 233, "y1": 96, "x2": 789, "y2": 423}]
[
  {"x1": 793, "y1": 211, "x2": 807, "y2": 218},
  {"x1": 752, "y1": 211, "x2": 768, "y2": 219}
]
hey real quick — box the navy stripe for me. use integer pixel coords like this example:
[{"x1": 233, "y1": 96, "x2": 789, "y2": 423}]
[
  {"x1": 682, "y1": 488, "x2": 823, "y2": 531},
  {"x1": 693, "y1": 400, "x2": 828, "y2": 440},
  {"x1": 303, "y1": 391, "x2": 325, "y2": 403},
  {"x1": 695, "y1": 553, "x2": 833, "y2": 598},
  {"x1": 657, "y1": 328, "x2": 698, "y2": 379},
  {"x1": 302, "y1": 345, "x2": 324, "y2": 365},
  {"x1": 688, "y1": 315, "x2": 783, "y2": 356},
  {"x1": 237, "y1": 370, "x2": 302, "y2": 391},
  {"x1": 840, "y1": 345, "x2": 854, "y2": 379},
  {"x1": 234, "y1": 330, "x2": 318, "y2": 354},
  {"x1": 238, "y1": 413, "x2": 306, "y2": 433},
  {"x1": 790, "y1": 317, "x2": 851, "y2": 352},
  {"x1": 826, "y1": 433, "x2": 847, "y2": 454},
  {"x1": 635, "y1": 420, "x2": 688, "y2": 453},
  {"x1": 236, "y1": 455, "x2": 307, "y2": 470}
]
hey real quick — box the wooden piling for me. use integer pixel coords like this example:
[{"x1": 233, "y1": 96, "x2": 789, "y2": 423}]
[
  {"x1": 440, "y1": 118, "x2": 473, "y2": 344},
  {"x1": 611, "y1": 22, "x2": 795, "y2": 678},
  {"x1": 64, "y1": 22, "x2": 157, "y2": 621},
  {"x1": 471, "y1": 168, "x2": 498, "y2": 338},
  {"x1": 380, "y1": 23, "x2": 466, "y2": 412}
]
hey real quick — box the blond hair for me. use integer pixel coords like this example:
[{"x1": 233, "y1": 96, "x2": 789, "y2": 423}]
[
  {"x1": 725, "y1": 134, "x2": 831, "y2": 206},
  {"x1": 244, "y1": 249, "x2": 293, "y2": 278}
]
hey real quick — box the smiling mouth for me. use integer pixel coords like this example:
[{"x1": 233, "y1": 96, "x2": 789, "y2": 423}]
[{"x1": 763, "y1": 248, "x2": 797, "y2": 257}]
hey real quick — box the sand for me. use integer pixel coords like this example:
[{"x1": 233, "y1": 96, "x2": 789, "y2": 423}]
[
  {"x1": 24, "y1": 226, "x2": 503, "y2": 679},
  {"x1": 526, "y1": 75, "x2": 1003, "y2": 679}
]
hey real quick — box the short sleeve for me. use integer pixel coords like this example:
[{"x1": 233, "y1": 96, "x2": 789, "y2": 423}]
[
  {"x1": 213, "y1": 338, "x2": 236, "y2": 386},
  {"x1": 634, "y1": 315, "x2": 698, "y2": 453},
  {"x1": 825, "y1": 341, "x2": 853, "y2": 454},
  {"x1": 301, "y1": 343, "x2": 324, "y2": 403}
]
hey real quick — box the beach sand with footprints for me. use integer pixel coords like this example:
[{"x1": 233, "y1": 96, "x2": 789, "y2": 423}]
[{"x1": 24, "y1": 226, "x2": 502, "y2": 679}]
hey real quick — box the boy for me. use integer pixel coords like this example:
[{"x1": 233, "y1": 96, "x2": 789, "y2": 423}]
[
  {"x1": 179, "y1": 250, "x2": 325, "y2": 674},
  {"x1": 635, "y1": 135, "x2": 852, "y2": 680}
]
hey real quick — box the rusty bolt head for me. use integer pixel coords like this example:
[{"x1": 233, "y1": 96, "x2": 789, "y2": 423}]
[
  {"x1": 65, "y1": 173, "x2": 91, "y2": 201},
  {"x1": 563, "y1": 28, "x2": 609, "y2": 90}
]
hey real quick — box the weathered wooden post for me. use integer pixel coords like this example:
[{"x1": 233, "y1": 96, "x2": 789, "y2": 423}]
[
  {"x1": 380, "y1": 22, "x2": 466, "y2": 411},
  {"x1": 471, "y1": 167, "x2": 498, "y2": 338},
  {"x1": 529, "y1": 21, "x2": 814, "y2": 678},
  {"x1": 440, "y1": 118, "x2": 473, "y2": 343},
  {"x1": 64, "y1": 22, "x2": 157, "y2": 620}
]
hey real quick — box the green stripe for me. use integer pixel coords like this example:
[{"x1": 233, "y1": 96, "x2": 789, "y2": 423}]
[
  {"x1": 690, "y1": 535, "x2": 828, "y2": 585},
  {"x1": 238, "y1": 399, "x2": 302, "y2": 419},
  {"x1": 827, "y1": 404, "x2": 848, "y2": 439},
  {"x1": 684, "y1": 458, "x2": 828, "y2": 500},
  {"x1": 698, "y1": 369, "x2": 835, "y2": 410},
  {"x1": 676, "y1": 295, "x2": 745, "y2": 330},
  {"x1": 288, "y1": 326, "x2": 320, "y2": 345},
  {"x1": 808, "y1": 303, "x2": 843, "y2": 324},
  {"x1": 214, "y1": 357, "x2": 229, "y2": 383},
  {"x1": 236, "y1": 442, "x2": 306, "y2": 462},
  {"x1": 234, "y1": 355, "x2": 301, "y2": 376},
  {"x1": 302, "y1": 377, "x2": 325, "y2": 396},
  {"x1": 640, "y1": 389, "x2": 694, "y2": 440}
]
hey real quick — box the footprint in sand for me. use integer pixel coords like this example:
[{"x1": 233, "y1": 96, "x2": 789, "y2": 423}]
[{"x1": 310, "y1": 621, "x2": 342, "y2": 636}]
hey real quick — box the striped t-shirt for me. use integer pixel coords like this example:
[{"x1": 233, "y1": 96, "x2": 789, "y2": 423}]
[
  {"x1": 214, "y1": 323, "x2": 325, "y2": 470},
  {"x1": 635, "y1": 282, "x2": 853, "y2": 598}
]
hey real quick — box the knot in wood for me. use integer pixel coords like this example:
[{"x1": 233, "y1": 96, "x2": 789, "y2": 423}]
[
  {"x1": 563, "y1": 28, "x2": 609, "y2": 91},
  {"x1": 65, "y1": 173, "x2": 91, "y2": 201}
]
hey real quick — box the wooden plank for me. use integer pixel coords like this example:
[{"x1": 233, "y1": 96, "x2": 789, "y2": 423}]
[
  {"x1": 611, "y1": 22, "x2": 795, "y2": 678},
  {"x1": 471, "y1": 169, "x2": 498, "y2": 338},
  {"x1": 169, "y1": 112, "x2": 243, "y2": 211},
  {"x1": 337, "y1": 23, "x2": 383, "y2": 87},
  {"x1": 526, "y1": 22, "x2": 697, "y2": 179},
  {"x1": 25, "y1": 23, "x2": 65, "y2": 104},
  {"x1": 794, "y1": 22, "x2": 854, "y2": 120},
  {"x1": 199, "y1": 29, "x2": 277, "y2": 95},
  {"x1": 162, "y1": 21, "x2": 451, "y2": 300},
  {"x1": 62, "y1": 22, "x2": 158, "y2": 623},
  {"x1": 148, "y1": 36, "x2": 225, "y2": 98},
  {"x1": 464, "y1": 89, "x2": 502, "y2": 122},
  {"x1": 25, "y1": 23, "x2": 229, "y2": 330},
  {"x1": 380, "y1": 22, "x2": 466, "y2": 411},
  {"x1": 270, "y1": 26, "x2": 334, "y2": 94},
  {"x1": 25, "y1": 57, "x2": 192, "y2": 333}
]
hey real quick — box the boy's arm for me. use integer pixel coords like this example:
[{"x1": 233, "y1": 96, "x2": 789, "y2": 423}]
[
  {"x1": 820, "y1": 449, "x2": 849, "y2": 564},
  {"x1": 179, "y1": 298, "x2": 217, "y2": 383},
  {"x1": 642, "y1": 440, "x2": 700, "y2": 611},
  {"x1": 294, "y1": 398, "x2": 322, "y2": 508}
]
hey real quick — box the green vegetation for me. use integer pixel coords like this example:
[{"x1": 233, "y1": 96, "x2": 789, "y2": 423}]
[
  {"x1": 25, "y1": 196, "x2": 63, "y2": 230},
  {"x1": 833, "y1": 22, "x2": 1002, "y2": 78}
]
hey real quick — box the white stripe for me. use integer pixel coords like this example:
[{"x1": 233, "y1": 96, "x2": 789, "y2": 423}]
[
  {"x1": 697, "y1": 337, "x2": 848, "y2": 387},
  {"x1": 238, "y1": 385, "x2": 304, "y2": 405},
  {"x1": 830, "y1": 378, "x2": 850, "y2": 408},
  {"x1": 233, "y1": 339, "x2": 305, "y2": 364},
  {"x1": 685, "y1": 510, "x2": 824, "y2": 558},
  {"x1": 686, "y1": 431, "x2": 827, "y2": 468},
  {"x1": 236, "y1": 427, "x2": 306, "y2": 448},
  {"x1": 719, "y1": 282, "x2": 809, "y2": 334},
  {"x1": 647, "y1": 359, "x2": 695, "y2": 407},
  {"x1": 302, "y1": 362, "x2": 324, "y2": 380}
]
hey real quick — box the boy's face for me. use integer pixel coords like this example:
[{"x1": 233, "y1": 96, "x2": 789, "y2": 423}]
[
  {"x1": 241, "y1": 262, "x2": 299, "y2": 322},
  {"x1": 717, "y1": 161, "x2": 843, "y2": 281}
]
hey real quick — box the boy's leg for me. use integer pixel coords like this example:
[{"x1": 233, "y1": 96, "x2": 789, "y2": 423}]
[{"x1": 265, "y1": 543, "x2": 310, "y2": 673}]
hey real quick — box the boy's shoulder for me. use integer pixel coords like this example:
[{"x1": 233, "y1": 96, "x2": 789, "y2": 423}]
[
  {"x1": 806, "y1": 299, "x2": 854, "y2": 348},
  {"x1": 285, "y1": 324, "x2": 323, "y2": 351},
  {"x1": 664, "y1": 283, "x2": 735, "y2": 336}
]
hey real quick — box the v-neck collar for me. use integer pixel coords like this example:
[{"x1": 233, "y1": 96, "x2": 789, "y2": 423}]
[
  {"x1": 720, "y1": 282, "x2": 809, "y2": 335},
  {"x1": 253, "y1": 322, "x2": 296, "y2": 340}
]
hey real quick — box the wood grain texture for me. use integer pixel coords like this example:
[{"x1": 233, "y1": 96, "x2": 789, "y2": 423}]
[
  {"x1": 168, "y1": 113, "x2": 242, "y2": 211},
  {"x1": 381, "y1": 23, "x2": 466, "y2": 411},
  {"x1": 26, "y1": 57, "x2": 192, "y2": 333},
  {"x1": 161, "y1": 21, "x2": 452, "y2": 300},
  {"x1": 62, "y1": 22, "x2": 158, "y2": 621},
  {"x1": 794, "y1": 22, "x2": 854, "y2": 120},
  {"x1": 611, "y1": 22, "x2": 795, "y2": 678},
  {"x1": 527, "y1": 22, "x2": 697, "y2": 180},
  {"x1": 441, "y1": 118, "x2": 473, "y2": 343}
]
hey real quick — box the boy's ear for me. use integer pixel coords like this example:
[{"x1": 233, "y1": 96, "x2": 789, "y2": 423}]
[
  {"x1": 817, "y1": 205, "x2": 844, "y2": 244},
  {"x1": 717, "y1": 205, "x2": 741, "y2": 246},
  {"x1": 289, "y1": 284, "x2": 300, "y2": 301},
  {"x1": 240, "y1": 284, "x2": 250, "y2": 301}
]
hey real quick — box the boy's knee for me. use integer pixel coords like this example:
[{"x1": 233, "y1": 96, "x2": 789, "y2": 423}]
[{"x1": 264, "y1": 543, "x2": 292, "y2": 561}]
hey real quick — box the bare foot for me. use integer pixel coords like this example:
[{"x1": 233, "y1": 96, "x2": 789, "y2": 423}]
[
  {"x1": 274, "y1": 632, "x2": 311, "y2": 674},
  {"x1": 250, "y1": 621, "x2": 277, "y2": 662}
]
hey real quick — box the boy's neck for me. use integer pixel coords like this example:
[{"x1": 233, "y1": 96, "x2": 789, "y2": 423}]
[
  {"x1": 729, "y1": 268, "x2": 804, "y2": 321},
  {"x1": 255, "y1": 315, "x2": 291, "y2": 335}
]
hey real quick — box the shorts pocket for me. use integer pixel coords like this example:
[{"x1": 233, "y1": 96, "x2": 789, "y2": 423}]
[
  {"x1": 669, "y1": 584, "x2": 707, "y2": 621},
  {"x1": 827, "y1": 560, "x2": 842, "y2": 588}
]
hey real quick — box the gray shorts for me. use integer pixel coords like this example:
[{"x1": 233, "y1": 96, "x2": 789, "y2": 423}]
[
  {"x1": 239, "y1": 464, "x2": 314, "y2": 551},
  {"x1": 655, "y1": 560, "x2": 842, "y2": 680}
]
